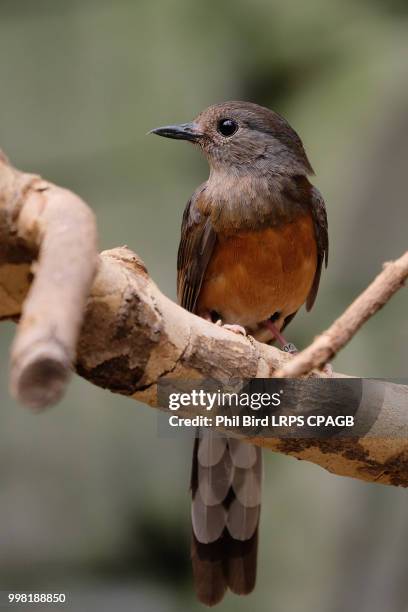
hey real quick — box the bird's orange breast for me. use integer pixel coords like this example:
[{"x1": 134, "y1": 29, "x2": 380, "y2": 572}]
[{"x1": 196, "y1": 212, "x2": 317, "y2": 331}]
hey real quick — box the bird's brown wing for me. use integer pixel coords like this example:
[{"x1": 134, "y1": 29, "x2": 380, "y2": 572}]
[
  {"x1": 280, "y1": 176, "x2": 328, "y2": 322},
  {"x1": 306, "y1": 185, "x2": 329, "y2": 311},
  {"x1": 177, "y1": 184, "x2": 217, "y2": 313}
]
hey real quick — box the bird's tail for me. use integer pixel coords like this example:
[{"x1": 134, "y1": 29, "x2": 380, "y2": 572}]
[{"x1": 190, "y1": 429, "x2": 262, "y2": 606}]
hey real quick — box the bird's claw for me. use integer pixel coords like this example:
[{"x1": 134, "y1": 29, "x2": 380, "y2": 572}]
[{"x1": 215, "y1": 320, "x2": 247, "y2": 336}]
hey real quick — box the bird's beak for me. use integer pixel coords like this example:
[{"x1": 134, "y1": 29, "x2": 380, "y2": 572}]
[{"x1": 149, "y1": 122, "x2": 203, "y2": 143}]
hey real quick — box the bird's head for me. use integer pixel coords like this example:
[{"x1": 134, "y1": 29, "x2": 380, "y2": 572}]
[{"x1": 150, "y1": 101, "x2": 313, "y2": 176}]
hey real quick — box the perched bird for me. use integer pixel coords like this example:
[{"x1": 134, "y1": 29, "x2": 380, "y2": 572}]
[{"x1": 151, "y1": 101, "x2": 328, "y2": 605}]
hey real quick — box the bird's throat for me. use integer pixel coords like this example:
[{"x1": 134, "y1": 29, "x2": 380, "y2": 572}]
[{"x1": 203, "y1": 170, "x2": 304, "y2": 232}]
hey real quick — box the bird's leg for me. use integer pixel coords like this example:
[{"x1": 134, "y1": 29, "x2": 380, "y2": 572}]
[
  {"x1": 265, "y1": 319, "x2": 333, "y2": 375},
  {"x1": 264, "y1": 319, "x2": 298, "y2": 354}
]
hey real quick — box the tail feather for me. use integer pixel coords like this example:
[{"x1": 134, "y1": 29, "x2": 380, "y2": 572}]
[
  {"x1": 225, "y1": 529, "x2": 258, "y2": 595},
  {"x1": 191, "y1": 491, "x2": 226, "y2": 544},
  {"x1": 228, "y1": 437, "x2": 257, "y2": 468},
  {"x1": 191, "y1": 430, "x2": 262, "y2": 605},
  {"x1": 198, "y1": 434, "x2": 227, "y2": 467},
  {"x1": 198, "y1": 449, "x2": 233, "y2": 505},
  {"x1": 192, "y1": 534, "x2": 227, "y2": 606},
  {"x1": 226, "y1": 498, "x2": 260, "y2": 541},
  {"x1": 231, "y1": 456, "x2": 262, "y2": 508}
]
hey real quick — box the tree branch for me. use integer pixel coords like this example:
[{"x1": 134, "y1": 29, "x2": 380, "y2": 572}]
[
  {"x1": 1, "y1": 151, "x2": 408, "y2": 488},
  {"x1": 0, "y1": 153, "x2": 98, "y2": 408}
]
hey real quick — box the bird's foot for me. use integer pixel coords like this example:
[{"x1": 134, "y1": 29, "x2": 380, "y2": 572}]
[
  {"x1": 215, "y1": 320, "x2": 247, "y2": 336},
  {"x1": 264, "y1": 319, "x2": 298, "y2": 354}
]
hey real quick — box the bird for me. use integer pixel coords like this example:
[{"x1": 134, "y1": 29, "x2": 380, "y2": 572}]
[{"x1": 150, "y1": 101, "x2": 328, "y2": 606}]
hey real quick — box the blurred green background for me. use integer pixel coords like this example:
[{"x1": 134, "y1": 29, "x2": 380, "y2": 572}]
[{"x1": 0, "y1": 1, "x2": 407, "y2": 611}]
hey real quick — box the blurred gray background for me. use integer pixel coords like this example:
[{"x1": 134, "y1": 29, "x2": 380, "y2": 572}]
[{"x1": 0, "y1": 1, "x2": 407, "y2": 611}]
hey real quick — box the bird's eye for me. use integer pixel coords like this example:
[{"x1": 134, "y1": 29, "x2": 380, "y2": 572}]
[{"x1": 217, "y1": 118, "x2": 238, "y2": 137}]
